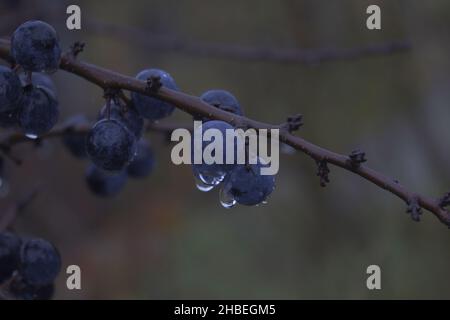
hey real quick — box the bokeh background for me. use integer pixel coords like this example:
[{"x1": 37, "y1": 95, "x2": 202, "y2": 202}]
[{"x1": 1, "y1": 0, "x2": 450, "y2": 299}]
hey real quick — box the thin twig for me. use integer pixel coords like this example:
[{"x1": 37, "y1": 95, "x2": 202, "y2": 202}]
[{"x1": 0, "y1": 38, "x2": 448, "y2": 227}]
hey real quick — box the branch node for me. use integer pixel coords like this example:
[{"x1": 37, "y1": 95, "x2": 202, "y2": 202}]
[
  {"x1": 348, "y1": 149, "x2": 367, "y2": 168},
  {"x1": 438, "y1": 192, "x2": 450, "y2": 209},
  {"x1": 406, "y1": 197, "x2": 423, "y2": 222},
  {"x1": 316, "y1": 159, "x2": 330, "y2": 187},
  {"x1": 283, "y1": 114, "x2": 303, "y2": 133},
  {"x1": 69, "y1": 41, "x2": 85, "y2": 59},
  {"x1": 146, "y1": 75, "x2": 162, "y2": 93}
]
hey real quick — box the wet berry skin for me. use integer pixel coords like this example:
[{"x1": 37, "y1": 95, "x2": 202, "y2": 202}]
[
  {"x1": 127, "y1": 139, "x2": 155, "y2": 178},
  {"x1": 86, "y1": 164, "x2": 127, "y2": 197},
  {"x1": 19, "y1": 238, "x2": 61, "y2": 287},
  {"x1": 197, "y1": 89, "x2": 243, "y2": 122},
  {"x1": 19, "y1": 85, "x2": 59, "y2": 136},
  {"x1": 223, "y1": 161, "x2": 276, "y2": 206},
  {"x1": 131, "y1": 69, "x2": 179, "y2": 120},
  {"x1": 10, "y1": 276, "x2": 54, "y2": 300},
  {"x1": 98, "y1": 101, "x2": 144, "y2": 139},
  {"x1": 11, "y1": 20, "x2": 61, "y2": 73},
  {"x1": 0, "y1": 232, "x2": 22, "y2": 284},
  {"x1": 86, "y1": 119, "x2": 137, "y2": 172},
  {"x1": 0, "y1": 66, "x2": 23, "y2": 113}
]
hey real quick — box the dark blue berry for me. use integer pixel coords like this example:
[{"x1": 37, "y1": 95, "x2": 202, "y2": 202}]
[
  {"x1": 86, "y1": 164, "x2": 127, "y2": 197},
  {"x1": 127, "y1": 139, "x2": 155, "y2": 178},
  {"x1": 98, "y1": 101, "x2": 144, "y2": 139},
  {"x1": 0, "y1": 232, "x2": 21, "y2": 284},
  {"x1": 0, "y1": 66, "x2": 23, "y2": 112},
  {"x1": 19, "y1": 85, "x2": 59, "y2": 137},
  {"x1": 21, "y1": 72, "x2": 57, "y2": 93},
  {"x1": 62, "y1": 115, "x2": 89, "y2": 159},
  {"x1": 197, "y1": 89, "x2": 243, "y2": 121},
  {"x1": 11, "y1": 20, "x2": 61, "y2": 73},
  {"x1": 131, "y1": 69, "x2": 179, "y2": 120},
  {"x1": 222, "y1": 161, "x2": 276, "y2": 206},
  {"x1": 192, "y1": 120, "x2": 237, "y2": 178},
  {"x1": 10, "y1": 277, "x2": 54, "y2": 300},
  {"x1": 86, "y1": 119, "x2": 137, "y2": 171},
  {"x1": 19, "y1": 238, "x2": 61, "y2": 287}
]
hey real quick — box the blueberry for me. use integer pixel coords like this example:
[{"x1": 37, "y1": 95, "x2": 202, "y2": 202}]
[
  {"x1": 86, "y1": 164, "x2": 127, "y2": 197},
  {"x1": 62, "y1": 115, "x2": 89, "y2": 159},
  {"x1": 19, "y1": 85, "x2": 59, "y2": 137},
  {"x1": 20, "y1": 72, "x2": 57, "y2": 93},
  {"x1": 10, "y1": 277, "x2": 54, "y2": 300},
  {"x1": 0, "y1": 66, "x2": 23, "y2": 113},
  {"x1": 131, "y1": 69, "x2": 179, "y2": 120},
  {"x1": 127, "y1": 139, "x2": 155, "y2": 178},
  {"x1": 11, "y1": 20, "x2": 61, "y2": 73},
  {"x1": 222, "y1": 161, "x2": 276, "y2": 206},
  {"x1": 18, "y1": 238, "x2": 61, "y2": 287},
  {"x1": 192, "y1": 120, "x2": 237, "y2": 179},
  {"x1": 0, "y1": 232, "x2": 21, "y2": 284},
  {"x1": 197, "y1": 89, "x2": 243, "y2": 121},
  {"x1": 98, "y1": 101, "x2": 144, "y2": 139},
  {"x1": 86, "y1": 119, "x2": 137, "y2": 171}
]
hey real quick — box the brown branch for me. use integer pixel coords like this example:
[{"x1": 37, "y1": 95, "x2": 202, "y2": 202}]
[
  {"x1": 0, "y1": 38, "x2": 448, "y2": 228},
  {"x1": 86, "y1": 19, "x2": 412, "y2": 65}
]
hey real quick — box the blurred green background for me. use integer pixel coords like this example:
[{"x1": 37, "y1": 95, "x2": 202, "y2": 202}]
[{"x1": 1, "y1": 0, "x2": 450, "y2": 299}]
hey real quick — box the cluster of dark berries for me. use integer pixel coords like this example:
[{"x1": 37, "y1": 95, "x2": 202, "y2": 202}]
[
  {"x1": 192, "y1": 90, "x2": 276, "y2": 208},
  {"x1": 0, "y1": 21, "x2": 60, "y2": 137},
  {"x1": 0, "y1": 232, "x2": 61, "y2": 300}
]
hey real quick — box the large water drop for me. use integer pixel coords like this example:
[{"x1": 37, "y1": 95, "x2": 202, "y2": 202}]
[
  {"x1": 219, "y1": 186, "x2": 236, "y2": 209},
  {"x1": 25, "y1": 133, "x2": 38, "y2": 140}
]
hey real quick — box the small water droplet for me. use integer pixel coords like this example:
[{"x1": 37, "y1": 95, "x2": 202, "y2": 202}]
[
  {"x1": 193, "y1": 172, "x2": 214, "y2": 192},
  {"x1": 25, "y1": 133, "x2": 38, "y2": 140},
  {"x1": 199, "y1": 172, "x2": 224, "y2": 186},
  {"x1": 219, "y1": 187, "x2": 236, "y2": 209}
]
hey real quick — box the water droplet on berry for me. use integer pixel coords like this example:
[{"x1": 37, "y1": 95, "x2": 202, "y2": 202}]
[
  {"x1": 195, "y1": 179, "x2": 214, "y2": 192},
  {"x1": 219, "y1": 187, "x2": 236, "y2": 209},
  {"x1": 25, "y1": 133, "x2": 38, "y2": 139},
  {"x1": 198, "y1": 172, "x2": 224, "y2": 186}
]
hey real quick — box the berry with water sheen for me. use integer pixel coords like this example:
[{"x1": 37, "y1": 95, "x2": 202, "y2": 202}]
[
  {"x1": 131, "y1": 69, "x2": 179, "y2": 120},
  {"x1": 11, "y1": 20, "x2": 61, "y2": 73}
]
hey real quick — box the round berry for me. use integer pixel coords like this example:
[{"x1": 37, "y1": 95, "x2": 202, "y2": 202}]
[
  {"x1": 127, "y1": 139, "x2": 155, "y2": 178},
  {"x1": 19, "y1": 85, "x2": 59, "y2": 137},
  {"x1": 0, "y1": 66, "x2": 23, "y2": 113},
  {"x1": 98, "y1": 101, "x2": 144, "y2": 139},
  {"x1": 21, "y1": 72, "x2": 57, "y2": 93},
  {"x1": 86, "y1": 119, "x2": 137, "y2": 171},
  {"x1": 11, "y1": 20, "x2": 61, "y2": 73},
  {"x1": 86, "y1": 164, "x2": 127, "y2": 197},
  {"x1": 19, "y1": 238, "x2": 61, "y2": 287},
  {"x1": 131, "y1": 69, "x2": 179, "y2": 120},
  {"x1": 197, "y1": 89, "x2": 243, "y2": 121},
  {"x1": 0, "y1": 232, "x2": 21, "y2": 284},
  {"x1": 222, "y1": 161, "x2": 276, "y2": 206}
]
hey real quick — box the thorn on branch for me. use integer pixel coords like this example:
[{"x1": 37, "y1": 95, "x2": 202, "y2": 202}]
[
  {"x1": 69, "y1": 41, "x2": 85, "y2": 59},
  {"x1": 316, "y1": 159, "x2": 330, "y2": 187},
  {"x1": 438, "y1": 192, "x2": 450, "y2": 209},
  {"x1": 283, "y1": 114, "x2": 303, "y2": 133},
  {"x1": 348, "y1": 149, "x2": 367, "y2": 168},
  {"x1": 406, "y1": 197, "x2": 423, "y2": 222},
  {"x1": 146, "y1": 75, "x2": 162, "y2": 93}
]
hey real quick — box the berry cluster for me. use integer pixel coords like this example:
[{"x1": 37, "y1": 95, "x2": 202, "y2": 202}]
[{"x1": 0, "y1": 232, "x2": 61, "y2": 300}]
